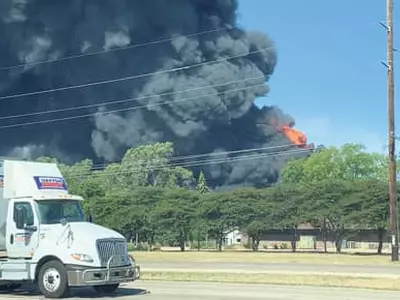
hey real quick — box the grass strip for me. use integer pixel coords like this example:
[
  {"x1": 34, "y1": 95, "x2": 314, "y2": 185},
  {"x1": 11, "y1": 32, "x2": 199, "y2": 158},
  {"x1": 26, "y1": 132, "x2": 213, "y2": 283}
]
[
  {"x1": 132, "y1": 251, "x2": 400, "y2": 266},
  {"x1": 140, "y1": 271, "x2": 400, "y2": 291}
]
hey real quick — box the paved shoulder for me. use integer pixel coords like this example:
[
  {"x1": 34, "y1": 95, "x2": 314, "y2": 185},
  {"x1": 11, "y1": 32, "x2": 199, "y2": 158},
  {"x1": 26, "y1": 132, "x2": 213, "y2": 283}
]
[
  {"x1": 2, "y1": 281, "x2": 400, "y2": 299},
  {"x1": 136, "y1": 281, "x2": 400, "y2": 300}
]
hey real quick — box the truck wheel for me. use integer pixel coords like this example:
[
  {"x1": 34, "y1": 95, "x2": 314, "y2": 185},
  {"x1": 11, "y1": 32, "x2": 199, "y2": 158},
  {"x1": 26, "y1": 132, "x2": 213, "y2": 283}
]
[
  {"x1": 93, "y1": 284, "x2": 119, "y2": 294},
  {"x1": 38, "y1": 260, "x2": 69, "y2": 299}
]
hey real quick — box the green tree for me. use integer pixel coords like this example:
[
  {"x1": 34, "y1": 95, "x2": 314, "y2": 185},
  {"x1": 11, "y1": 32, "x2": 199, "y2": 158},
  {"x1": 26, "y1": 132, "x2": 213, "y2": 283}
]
[
  {"x1": 299, "y1": 180, "x2": 354, "y2": 253},
  {"x1": 199, "y1": 191, "x2": 243, "y2": 251},
  {"x1": 61, "y1": 159, "x2": 94, "y2": 194},
  {"x1": 196, "y1": 172, "x2": 210, "y2": 194},
  {"x1": 343, "y1": 180, "x2": 389, "y2": 254},
  {"x1": 126, "y1": 187, "x2": 163, "y2": 249},
  {"x1": 106, "y1": 142, "x2": 196, "y2": 188},
  {"x1": 271, "y1": 184, "x2": 304, "y2": 252},
  {"x1": 191, "y1": 171, "x2": 211, "y2": 250},
  {"x1": 97, "y1": 187, "x2": 163, "y2": 248},
  {"x1": 278, "y1": 157, "x2": 307, "y2": 184},
  {"x1": 153, "y1": 188, "x2": 199, "y2": 251},
  {"x1": 280, "y1": 143, "x2": 387, "y2": 185},
  {"x1": 278, "y1": 143, "x2": 400, "y2": 254},
  {"x1": 232, "y1": 188, "x2": 273, "y2": 251}
]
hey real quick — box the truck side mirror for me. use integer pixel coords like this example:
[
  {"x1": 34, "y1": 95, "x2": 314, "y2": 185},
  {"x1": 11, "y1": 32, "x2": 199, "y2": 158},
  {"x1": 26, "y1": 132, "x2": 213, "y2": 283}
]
[
  {"x1": 86, "y1": 214, "x2": 93, "y2": 223},
  {"x1": 15, "y1": 207, "x2": 26, "y2": 229}
]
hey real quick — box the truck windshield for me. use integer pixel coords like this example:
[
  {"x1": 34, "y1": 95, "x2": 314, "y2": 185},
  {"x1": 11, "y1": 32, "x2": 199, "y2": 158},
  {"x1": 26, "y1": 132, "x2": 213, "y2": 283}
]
[{"x1": 36, "y1": 200, "x2": 85, "y2": 224}]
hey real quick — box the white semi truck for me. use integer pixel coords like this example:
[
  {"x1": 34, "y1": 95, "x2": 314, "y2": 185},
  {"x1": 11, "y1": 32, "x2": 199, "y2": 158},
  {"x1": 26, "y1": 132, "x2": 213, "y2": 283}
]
[{"x1": 0, "y1": 159, "x2": 140, "y2": 298}]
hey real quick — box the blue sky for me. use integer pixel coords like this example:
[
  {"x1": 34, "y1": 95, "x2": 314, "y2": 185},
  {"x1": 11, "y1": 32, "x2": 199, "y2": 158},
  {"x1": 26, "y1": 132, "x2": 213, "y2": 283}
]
[{"x1": 238, "y1": 0, "x2": 399, "y2": 153}]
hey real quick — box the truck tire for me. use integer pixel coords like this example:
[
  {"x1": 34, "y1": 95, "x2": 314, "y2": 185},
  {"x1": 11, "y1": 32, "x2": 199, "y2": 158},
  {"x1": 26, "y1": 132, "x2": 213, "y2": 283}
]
[
  {"x1": 38, "y1": 260, "x2": 69, "y2": 299},
  {"x1": 93, "y1": 283, "x2": 119, "y2": 294}
]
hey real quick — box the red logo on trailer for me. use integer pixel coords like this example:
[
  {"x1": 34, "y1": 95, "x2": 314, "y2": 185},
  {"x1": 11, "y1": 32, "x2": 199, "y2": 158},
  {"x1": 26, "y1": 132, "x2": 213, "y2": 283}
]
[{"x1": 33, "y1": 176, "x2": 68, "y2": 191}]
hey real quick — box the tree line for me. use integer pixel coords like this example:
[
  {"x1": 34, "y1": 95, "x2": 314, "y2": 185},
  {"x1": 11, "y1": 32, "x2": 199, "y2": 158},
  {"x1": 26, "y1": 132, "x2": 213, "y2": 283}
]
[{"x1": 34, "y1": 142, "x2": 400, "y2": 254}]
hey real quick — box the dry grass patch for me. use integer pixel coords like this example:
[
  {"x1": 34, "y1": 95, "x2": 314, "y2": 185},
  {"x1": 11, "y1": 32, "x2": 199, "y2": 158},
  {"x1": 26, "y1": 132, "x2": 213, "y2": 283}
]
[
  {"x1": 141, "y1": 271, "x2": 400, "y2": 291},
  {"x1": 132, "y1": 251, "x2": 399, "y2": 266}
]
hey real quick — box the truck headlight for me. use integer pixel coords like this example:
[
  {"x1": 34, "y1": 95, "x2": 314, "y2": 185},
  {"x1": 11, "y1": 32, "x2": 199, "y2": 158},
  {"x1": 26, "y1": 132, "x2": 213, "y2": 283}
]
[{"x1": 71, "y1": 253, "x2": 94, "y2": 263}]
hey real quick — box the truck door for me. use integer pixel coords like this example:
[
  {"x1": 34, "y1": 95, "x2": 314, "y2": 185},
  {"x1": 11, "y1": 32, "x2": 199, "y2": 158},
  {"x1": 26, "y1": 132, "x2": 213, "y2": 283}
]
[{"x1": 6, "y1": 200, "x2": 40, "y2": 258}]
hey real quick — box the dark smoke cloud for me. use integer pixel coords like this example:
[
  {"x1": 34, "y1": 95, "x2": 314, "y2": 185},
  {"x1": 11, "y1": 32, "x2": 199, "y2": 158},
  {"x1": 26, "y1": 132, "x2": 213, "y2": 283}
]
[{"x1": 0, "y1": 0, "x2": 309, "y2": 188}]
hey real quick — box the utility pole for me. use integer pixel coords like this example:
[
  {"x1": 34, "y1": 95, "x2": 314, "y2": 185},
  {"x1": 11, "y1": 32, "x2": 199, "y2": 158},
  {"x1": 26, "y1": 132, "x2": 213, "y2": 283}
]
[{"x1": 382, "y1": 0, "x2": 399, "y2": 261}]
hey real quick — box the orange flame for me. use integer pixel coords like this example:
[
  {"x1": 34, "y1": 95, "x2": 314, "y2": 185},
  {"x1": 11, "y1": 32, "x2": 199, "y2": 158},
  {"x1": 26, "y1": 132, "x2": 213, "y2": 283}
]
[
  {"x1": 281, "y1": 125, "x2": 307, "y2": 146},
  {"x1": 270, "y1": 120, "x2": 311, "y2": 148}
]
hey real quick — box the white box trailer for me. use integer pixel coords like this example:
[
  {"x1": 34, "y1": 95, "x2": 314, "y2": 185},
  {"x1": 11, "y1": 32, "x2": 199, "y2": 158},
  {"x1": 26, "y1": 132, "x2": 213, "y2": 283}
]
[{"x1": 0, "y1": 159, "x2": 140, "y2": 298}]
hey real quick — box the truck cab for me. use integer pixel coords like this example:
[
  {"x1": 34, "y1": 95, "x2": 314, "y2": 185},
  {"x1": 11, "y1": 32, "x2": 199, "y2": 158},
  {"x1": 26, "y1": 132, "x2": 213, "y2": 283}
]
[{"x1": 0, "y1": 159, "x2": 140, "y2": 298}]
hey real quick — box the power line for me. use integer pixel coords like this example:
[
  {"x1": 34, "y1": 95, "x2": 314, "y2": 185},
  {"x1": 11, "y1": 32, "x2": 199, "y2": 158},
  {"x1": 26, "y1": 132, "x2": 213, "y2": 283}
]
[
  {"x1": 0, "y1": 20, "x2": 383, "y2": 74},
  {"x1": 2, "y1": 147, "x2": 313, "y2": 187},
  {"x1": 1, "y1": 143, "x2": 310, "y2": 172},
  {"x1": 0, "y1": 47, "x2": 273, "y2": 101},
  {"x1": 64, "y1": 147, "x2": 312, "y2": 179},
  {"x1": 0, "y1": 76, "x2": 265, "y2": 121},
  {"x1": 0, "y1": 83, "x2": 266, "y2": 129},
  {"x1": 0, "y1": 26, "x2": 232, "y2": 72},
  {"x1": 87, "y1": 143, "x2": 306, "y2": 170},
  {"x1": 115, "y1": 148, "x2": 309, "y2": 173}
]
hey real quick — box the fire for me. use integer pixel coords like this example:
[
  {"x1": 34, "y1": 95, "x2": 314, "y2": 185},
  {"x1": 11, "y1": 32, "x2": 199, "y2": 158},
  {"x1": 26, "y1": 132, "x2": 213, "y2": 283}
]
[
  {"x1": 270, "y1": 120, "x2": 313, "y2": 149},
  {"x1": 281, "y1": 125, "x2": 307, "y2": 146}
]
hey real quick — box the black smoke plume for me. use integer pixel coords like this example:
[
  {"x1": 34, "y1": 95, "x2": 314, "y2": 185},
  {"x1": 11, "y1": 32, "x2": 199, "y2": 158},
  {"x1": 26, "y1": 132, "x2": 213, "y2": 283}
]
[{"x1": 0, "y1": 0, "x2": 309, "y2": 188}]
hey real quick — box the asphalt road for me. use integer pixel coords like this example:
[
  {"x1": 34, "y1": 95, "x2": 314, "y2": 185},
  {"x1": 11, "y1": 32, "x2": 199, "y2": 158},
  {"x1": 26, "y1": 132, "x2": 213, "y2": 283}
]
[
  {"x1": 1, "y1": 281, "x2": 400, "y2": 300},
  {"x1": 140, "y1": 261, "x2": 400, "y2": 277}
]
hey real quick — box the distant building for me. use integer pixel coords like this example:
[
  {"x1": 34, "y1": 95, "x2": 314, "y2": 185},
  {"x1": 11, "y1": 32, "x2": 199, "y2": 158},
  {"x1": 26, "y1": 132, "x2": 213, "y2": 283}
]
[
  {"x1": 224, "y1": 228, "x2": 242, "y2": 246},
  {"x1": 223, "y1": 223, "x2": 391, "y2": 251}
]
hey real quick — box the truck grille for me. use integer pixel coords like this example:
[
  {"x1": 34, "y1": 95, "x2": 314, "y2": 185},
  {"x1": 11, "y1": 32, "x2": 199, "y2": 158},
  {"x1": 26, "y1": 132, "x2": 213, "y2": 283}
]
[{"x1": 96, "y1": 238, "x2": 129, "y2": 267}]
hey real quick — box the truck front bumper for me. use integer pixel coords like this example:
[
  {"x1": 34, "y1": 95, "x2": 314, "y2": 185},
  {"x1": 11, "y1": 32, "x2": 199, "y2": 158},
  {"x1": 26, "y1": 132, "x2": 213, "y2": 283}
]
[{"x1": 67, "y1": 263, "x2": 140, "y2": 287}]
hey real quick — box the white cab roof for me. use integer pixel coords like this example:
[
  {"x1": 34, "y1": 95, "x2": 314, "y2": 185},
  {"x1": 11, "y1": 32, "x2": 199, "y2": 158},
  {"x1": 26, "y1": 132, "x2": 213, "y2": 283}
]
[{"x1": 2, "y1": 159, "x2": 81, "y2": 200}]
